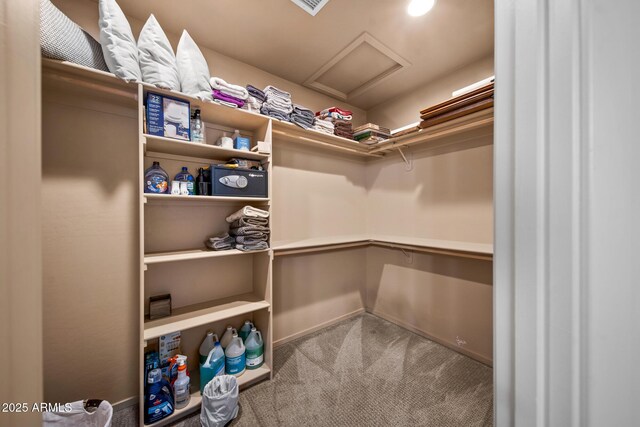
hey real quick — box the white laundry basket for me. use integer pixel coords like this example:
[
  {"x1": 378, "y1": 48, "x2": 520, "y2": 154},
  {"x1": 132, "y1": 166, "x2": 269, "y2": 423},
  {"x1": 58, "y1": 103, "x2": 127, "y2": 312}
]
[
  {"x1": 42, "y1": 400, "x2": 112, "y2": 427},
  {"x1": 200, "y1": 375, "x2": 239, "y2": 427}
]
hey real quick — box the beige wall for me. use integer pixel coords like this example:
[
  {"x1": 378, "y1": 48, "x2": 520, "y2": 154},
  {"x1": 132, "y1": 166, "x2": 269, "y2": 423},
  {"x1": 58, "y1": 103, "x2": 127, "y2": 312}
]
[
  {"x1": 52, "y1": 0, "x2": 367, "y2": 126},
  {"x1": 367, "y1": 55, "x2": 494, "y2": 130},
  {"x1": 1, "y1": 0, "x2": 43, "y2": 425}
]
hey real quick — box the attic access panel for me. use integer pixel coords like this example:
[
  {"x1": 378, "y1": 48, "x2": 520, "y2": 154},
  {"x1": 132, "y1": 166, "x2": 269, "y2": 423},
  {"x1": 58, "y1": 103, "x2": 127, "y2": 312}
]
[{"x1": 304, "y1": 32, "x2": 411, "y2": 101}]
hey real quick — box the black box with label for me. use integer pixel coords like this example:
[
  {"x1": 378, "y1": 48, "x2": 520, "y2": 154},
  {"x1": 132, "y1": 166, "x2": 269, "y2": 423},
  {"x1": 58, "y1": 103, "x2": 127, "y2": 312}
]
[{"x1": 211, "y1": 165, "x2": 268, "y2": 198}]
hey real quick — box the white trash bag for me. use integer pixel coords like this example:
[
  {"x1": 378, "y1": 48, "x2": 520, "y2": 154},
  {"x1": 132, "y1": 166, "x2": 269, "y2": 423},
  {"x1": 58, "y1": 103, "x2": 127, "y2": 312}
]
[
  {"x1": 200, "y1": 375, "x2": 239, "y2": 427},
  {"x1": 42, "y1": 400, "x2": 112, "y2": 427}
]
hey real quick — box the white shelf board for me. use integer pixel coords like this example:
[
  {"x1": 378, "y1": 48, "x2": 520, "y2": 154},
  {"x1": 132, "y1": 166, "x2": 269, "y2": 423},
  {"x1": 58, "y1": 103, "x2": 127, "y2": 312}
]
[
  {"x1": 145, "y1": 365, "x2": 271, "y2": 426},
  {"x1": 144, "y1": 293, "x2": 270, "y2": 340},
  {"x1": 272, "y1": 235, "x2": 371, "y2": 251},
  {"x1": 370, "y1": 235, "x2": 493, "y2": 255},
  {"x1": 144, "y1": 193, "x2": 270, "y2": 204},
  {"x1": 144, "y1": 248, "x2": 269, "y2": 265},
  {"x1": 143, "y1": 134, "x2": 269, "y2": 161}
]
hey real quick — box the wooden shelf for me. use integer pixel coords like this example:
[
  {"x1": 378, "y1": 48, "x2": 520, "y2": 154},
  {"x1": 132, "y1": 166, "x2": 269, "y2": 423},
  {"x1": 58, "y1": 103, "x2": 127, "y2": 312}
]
[
  {"x1": 141, "y1": 84, "x2": 270, "y2": 132},
  {"x1": 144, "y1": 248, "x2": 269, "y2": 265},
  {"x1": 144, "y1": 293, "x2": 270, "y2": 340},
  {"x1": 145, "y1": 365, "x2": 271, "y2": 426},
  {"x1": 271, "y1": 120, "x2": 382, "y2": 158},
  {"x1": 273, "y1": 235, "x2": 493, "y2": 260},
  {"x1": 144, "y1": 193, "x2": 270, "y2": 204},
  {"x1": 143, "y1": 134, "x2": 270, "y2": 162}
]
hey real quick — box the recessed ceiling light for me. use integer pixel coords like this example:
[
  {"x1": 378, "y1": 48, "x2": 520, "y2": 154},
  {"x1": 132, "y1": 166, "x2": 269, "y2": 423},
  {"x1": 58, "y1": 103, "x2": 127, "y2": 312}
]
[{"x1": 407, "y1": 0, "x2": 436, "y2": 17}]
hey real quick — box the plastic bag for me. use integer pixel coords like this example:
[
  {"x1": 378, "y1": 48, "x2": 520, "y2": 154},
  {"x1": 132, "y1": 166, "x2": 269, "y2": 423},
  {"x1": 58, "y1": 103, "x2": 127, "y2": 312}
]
[
  {"x1": 200, "y1": 375, "x2": 239, "y2": 427},
  {"x1": 43, "y1": 400, "x2": 112, "y2": 427}
]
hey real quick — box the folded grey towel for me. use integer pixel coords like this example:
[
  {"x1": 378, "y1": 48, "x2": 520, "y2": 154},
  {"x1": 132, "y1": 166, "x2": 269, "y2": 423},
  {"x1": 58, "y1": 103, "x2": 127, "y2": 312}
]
[
  {"x1": 226, "y1": 206, "x2": 270, "y2": 223},
  {"x1": 206, "y1": 233, "x2": 235, "y2": 250},
  {"x1": 230, "y1": 225, "x2": 270, "y2": 236},
  {"x1": 231, "y1": 217, "x2": 269, "y2": 228},
  {"x1": 236, "y1": 241, "x2": 269, "y2": 252},
  {"x1": 235, "y1": 235, "x2": 268, "y2": 244}
]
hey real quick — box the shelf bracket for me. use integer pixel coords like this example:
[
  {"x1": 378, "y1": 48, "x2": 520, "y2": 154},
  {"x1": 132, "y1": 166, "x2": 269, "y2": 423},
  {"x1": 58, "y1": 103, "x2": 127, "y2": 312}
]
[
  {"x1": 397, "y1": 147, "x2": 413, "y2": 171},
  {"x1": 401, "y1": 248, "x2": 414, "y2": 264}
]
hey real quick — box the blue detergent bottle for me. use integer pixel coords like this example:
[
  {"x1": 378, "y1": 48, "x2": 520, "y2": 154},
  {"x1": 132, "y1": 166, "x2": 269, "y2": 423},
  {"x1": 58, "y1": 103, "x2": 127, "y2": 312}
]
[
  {"x1": 144, "y1": 368, "x2": 174, "y2": 424},
  {"x1": 174, "y1": 166, "x2": 195, "y2": 195},
  {"x1": 200, "y1": 342, "x2": 225, "y2": 394},
  {"x1": 144, "y1": 162, "x2": 169, "y2": 194}
]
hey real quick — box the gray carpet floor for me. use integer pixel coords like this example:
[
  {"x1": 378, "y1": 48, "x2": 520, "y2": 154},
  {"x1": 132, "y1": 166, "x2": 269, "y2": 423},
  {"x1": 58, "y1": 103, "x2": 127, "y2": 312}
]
[{"x1": 115, "y1": 313, "x2": 493, "y2": 426}]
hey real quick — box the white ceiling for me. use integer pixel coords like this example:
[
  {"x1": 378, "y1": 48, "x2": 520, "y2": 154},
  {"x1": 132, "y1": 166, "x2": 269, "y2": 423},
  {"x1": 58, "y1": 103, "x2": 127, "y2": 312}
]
[{"x1": 116, "y1": 0, "x2": 494, "y2": 110}]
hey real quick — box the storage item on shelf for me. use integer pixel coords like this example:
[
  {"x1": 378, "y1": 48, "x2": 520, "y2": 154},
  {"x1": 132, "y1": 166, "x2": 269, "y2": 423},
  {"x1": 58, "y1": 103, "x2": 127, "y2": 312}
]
[
  {"x1": 224, "y1": 332, "x2": 246, "y2": 377},
  {"x1": 239, "y1": 320, "x2": 254, "y2": 341},
  {"x1": 144, "y1": 161, "x2": 169, "y2": 194},
  {"x1": 146, "y1": 92, "x2": 191, "y2": 140},
  {"x1": 317, "y1": 106, "x2": 353, "y2": 119},
  {"x1": 290, "y1": 104, "x2": 316, "y2": 129},
  {"x1": 220, "y1": 326, "x2": 237, "y2": 349},
  {"x1": 232, "y1": 130, "x2": 251, "y2": 151},
  {"x1": 255, "y1": 140, "x2": 271, "y2": 154},
  {"x1": 419, "y1": 81, "x2": 494, "y2": 129},
  {"x1": 242, "y1": 85, "x2": 266, "y2": 113},
  {"x1": 196, "y1": 167, "x2": 211, "y2": 196},
  {"x1": 246, "y1": 85, "x2": 266, "y2": 103},
  {"x1": 200, "y1": 375, "x2": 239, "y2": 427},
  {"x1": 43, "y1": 399, "x2": 113, "y2": 427},
  {"x1": 216, "y1": 134, "x2": 234, "y2": 149},
  {"x1": 98, "y1": 0, "x2": 141, "y2": 81},
  {"x1": 174, "y1": 166, "x2": 195, "y2": 195},
  {"x1": 170, "y1": 180, "x2": 181, "y2": 195},
  {"x1": 199, "y1": 332, "x2": 219, "y2": 364},
  {"x1": 211, "y1": 166, "x2": 268, "y2": 198},
  {"x1": 245, "y1": 327, "x2": 264, "y2": 370},
  {"x1": 190, "y1": 108, "x2": 205, "y2": 143},
  {"x1": 144, "y1": 368, "x2": 174, "y2": 425},
  {"x1": 200, "y1": 342, "x2": 225, "y2": 394},
  {"x1": 41, "y1": 0, "x2": 109, "y2": 72},
  {"x1": 224, "y1": 158, "x2": 264, "y2": 171},
  {"x1": 261, "y1": 85, "x2": 293, "y2": 121},
  {"x1": 210, "y1": 77, "x2": 249, "y2": 100},
  {"x1": 225, "y1": 205, "x2": 270, "y2": 251},
  {"x1": 225, "y1": 206, "x2": 269, "y2": 223},
  {"x1": 138, "y1": 14, "x2": 180, "y2": 91},
  {"x1": 176, "y1": 30, "x2": 213, "y2": 101},
  {"x1": 159, "y1": 331, "x2": 181, "y2": 380},
  {"x1": 173, "y1": 359, "x2": 191, "y2": 410},
  {"x1": 312, "y1": 117, "x2": 335, "y2": 135},
  {"x1": 206, "y1": 233, "x2": 235, "y2": 251},
  {"x1": 316, "y1": 106, "x2": 354, "y2": 139},
  {"x1": 333, "y1": 120, "x2": 354, "y2": 140},
  {"x1": 149, "y1": 294, "x2": 171, "y2": 320},
  {"x1": 353, "y1": 123, "x2": 391, "y2": 145},
  {"x1": 391, "y1": 123, "x2": 421, "y2": 138},
  {"x1": 212, "y1": 90, "x2": 245, "y2": 109}
]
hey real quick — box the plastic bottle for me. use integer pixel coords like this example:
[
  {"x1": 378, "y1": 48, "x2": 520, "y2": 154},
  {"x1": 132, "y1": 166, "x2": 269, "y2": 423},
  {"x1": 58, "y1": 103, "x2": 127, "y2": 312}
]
[
  {"x1": 144, "y1": 368, "x2": 174, "y2": 424},
  {"x1": 220, "y1": 326, "x2": 237, "y2": 349},
  {"x1": 225, "y1": 332, "x2": 246, "y2": 377},
  {"x1": 199, "y1": 332, "x2": 219, "y2": 364},
  {"x1": 196, "y1": 167, "x2": 210, "y2": 196},
  {"x1": 200, "y1": 342, "x2": 225, "y2": 394},
  {"x1": 173, "y1": 359, "x2": 191, "y2": 409},
  {"x1": 174, "y1": 166, "x2": 195, "y2": 195},
  {"x1": 245, "y1": 327, "x2": 264, "y2": 370},
  {"x1": 144, "y1": 161, "x2": 169, "y2": 194},
  {"x1": 239, "y1": 320, "x2": 254, "y2": 341},
  {"x1": 190, "y1": 108, "x2": 205, "y2": 143}
]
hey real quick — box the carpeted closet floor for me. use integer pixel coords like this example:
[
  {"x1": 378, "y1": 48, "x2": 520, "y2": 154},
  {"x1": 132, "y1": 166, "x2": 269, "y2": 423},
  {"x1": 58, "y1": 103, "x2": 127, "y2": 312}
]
[{"x1": 115, "y1": 313, "x2": 493, "y2": 427}]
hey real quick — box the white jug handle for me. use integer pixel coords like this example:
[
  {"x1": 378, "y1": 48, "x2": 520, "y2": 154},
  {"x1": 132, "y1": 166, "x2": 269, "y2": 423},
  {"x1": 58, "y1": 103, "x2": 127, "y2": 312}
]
[
  {"x1": 213, "y1": 333, "x2": 219, "y2": 343},
  {"x1": 203, "y1": 347, "x2": 215, "y2": 367},
  {"x1": 257, "y1": 331, "x2": 262, "y2": 342}
]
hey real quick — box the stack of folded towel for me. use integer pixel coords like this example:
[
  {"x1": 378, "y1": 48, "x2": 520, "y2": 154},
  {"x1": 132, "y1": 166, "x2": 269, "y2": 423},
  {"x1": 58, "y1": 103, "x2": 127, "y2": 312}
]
[
  {"x1": 261, "y1": 85, "x2": 293, "y2": 121},
  {"x1": 225, "y1": 206, "x2": 270, "y2": 251},
  {"x1": 242, "y1": 85, "x2": 266, "y2": 113},
  {"x1": 206, "y1": 233, "x2": 236, "y2": 251},
  {"x1": 333, "y1": 120, "x2": 354, "y2": 139},
  {"x1": 312, "y1": 117, "x2": 335, "y2": 135},
  {"x1": 290, "y1": 105, "x2": 315, "y2": 129},
  {"x1": 210, "y1": 77, "x2": 249, "y2": 109},
  {"x1": 316, "y1": 107, "x2": 354, "y2": 139},
  {"x1": 353, "y1": 123, "x2": 391, "y2": 145}
]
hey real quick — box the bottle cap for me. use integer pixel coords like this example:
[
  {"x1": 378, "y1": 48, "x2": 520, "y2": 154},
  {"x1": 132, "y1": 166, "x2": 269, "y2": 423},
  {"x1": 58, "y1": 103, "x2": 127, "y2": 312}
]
[{"x1": 251, "y1": 327, "x2": 257, "y2": 332}]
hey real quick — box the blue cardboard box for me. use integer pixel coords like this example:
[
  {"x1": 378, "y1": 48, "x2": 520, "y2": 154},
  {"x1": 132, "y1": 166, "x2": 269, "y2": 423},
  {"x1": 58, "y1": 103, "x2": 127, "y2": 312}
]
[
  {"x1": 146, "y1": 92, "x2": 190, "y2": 141},
  {"x1": 234, "y1": 135, "x2": 251, "y2": 151}
]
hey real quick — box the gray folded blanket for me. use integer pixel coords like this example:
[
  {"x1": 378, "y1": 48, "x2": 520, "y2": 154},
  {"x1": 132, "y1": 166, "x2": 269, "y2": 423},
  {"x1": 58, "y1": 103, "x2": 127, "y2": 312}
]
[
  {"x1": 236, "y1": 241, "x2": 269, "y2": 252},
  {"x1": 235, "y1": 235, "x2": 268, "y2": 244},
  {"x1": 206, "y1": 232, "x2": 235, "y2": 250},
  {"x1": 231, "y1": 217, "x2": 269, "y2": 228},
  {"x1": 230, "y1": 225, "x2": 270, "y2": 236}
]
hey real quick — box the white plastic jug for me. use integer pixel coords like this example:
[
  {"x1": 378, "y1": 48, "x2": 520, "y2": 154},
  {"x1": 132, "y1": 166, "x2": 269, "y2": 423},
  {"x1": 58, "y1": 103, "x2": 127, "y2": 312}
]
[
  {"x1": 220, "y1": 326, "x2": 237, "y2": 349},
  {"x1": 200, "y1": 342, "x2": 225, "y2": 394},
  {"x1": 199, "y1": 332, "x2": 219, "y2": 364},
  {"x1": 245, "y1": 327, "x2": 264, "y2": 370},
  {"x1": 224, "y1": 333, "x2": 246, "y2": 377}
]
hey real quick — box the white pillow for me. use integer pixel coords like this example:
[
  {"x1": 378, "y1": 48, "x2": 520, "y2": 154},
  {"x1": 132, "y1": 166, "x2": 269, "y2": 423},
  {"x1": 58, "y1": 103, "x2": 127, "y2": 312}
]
[
  {"x1": 98, "y1": 0, "x2": 141, "y2": 81},
  {"x1": 176, "y1": 30, "x2": 213, "y2": 101},
  {"x1": 138, "y1": 14, "x2": 180, "y2": 91}
]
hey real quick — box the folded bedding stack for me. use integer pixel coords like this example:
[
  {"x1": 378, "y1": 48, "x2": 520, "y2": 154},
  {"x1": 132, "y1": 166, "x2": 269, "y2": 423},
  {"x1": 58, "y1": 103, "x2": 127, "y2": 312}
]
[
  {"x1": 316, "y1": 107, "x2": 354, "y2": 139},
  {"x1": 290, "y1": 105, "x2": 315, "y2": 129},
  {"x1": 419, "y1": 80, "x2": 494, "y2": 128},
  {"x1": 242, "y1": 85, "x2": 266, "y2": 113},
  {"x1": 261, "y1": 85, "x2": 293, "y2": 121},
  {"x1": 312, "y1": 117, "x2": 335, "y2": 135},
  {"x1": 353, "y1": 123, "x2": 391, "y2": 145},
  {"x1": 210, "y1": 77, "x2": 249, "y2": 109},
  {"x1": 225, "y1": 206, "x2": 270, "y2": 251},
  {"x1": 206, "y1": 233, "x2": 236, "y2": 251}
]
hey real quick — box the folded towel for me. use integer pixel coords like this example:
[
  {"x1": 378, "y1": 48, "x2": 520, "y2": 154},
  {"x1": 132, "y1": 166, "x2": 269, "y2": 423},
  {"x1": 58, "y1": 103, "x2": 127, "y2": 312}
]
[
  {"x1": 230, "y1": 225, "x2": 270, "y2": 236},
  {"x1": 236, "y1": 241, "x2": 269, "y2": 252},
  {"x1": 212, "y1": 90, "x2": 245, "y2": 108},
  {"x1": 210, "y1": 77, "x2": 249, "y2": 100},
  {"x1": 246, "y1": 85, "x2": 266, "y2": 103},
  {"x1": 231, "y1": 217, "x2": 269, "y2": 228},
  {"x1": 263, "y1": 97, "x2": 293, "y2": 113},
  {"x1": 226, "y1": 206, "x2": 270, "y2": 223},
  {"x1": 234, "y1": 235, "x2": 269, "y2": 244},
  {"x1": 261, "y1": 104, "x2": 290, "y2": 121},
  {"x1": 206, "y1": 233, "x2": 235, "y2": 250},
  {"x1": 318, "y1": 106, "x2": 353, "y2": 116},
  {"x1": 264, "y1": 85, "x2": 291, "y2": 99},
  {"x1": 213, "y1": 99, "x2": 239, "y2": 109},
  {"x1": 241, "y1": 95, "x2": 263, "y2": 113}
]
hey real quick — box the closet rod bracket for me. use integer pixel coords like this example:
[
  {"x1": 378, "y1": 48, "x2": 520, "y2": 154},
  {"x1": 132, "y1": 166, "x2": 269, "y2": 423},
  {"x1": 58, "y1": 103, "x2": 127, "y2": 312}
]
[{"x1": 397, "y1": 147, "x2": 413, "y2": 171}]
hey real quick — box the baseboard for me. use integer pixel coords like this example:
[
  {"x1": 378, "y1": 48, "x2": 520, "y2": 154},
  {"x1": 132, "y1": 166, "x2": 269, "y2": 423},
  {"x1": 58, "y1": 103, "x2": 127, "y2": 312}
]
[
  {"x1": 366, "y1": 307, "x2": 493, "y2": 367},
  {"x1": 273, "y1": 308, "x2": 366, "y2": 348},
  {"x1": 111, "y1": 395, "x2": 138, "y2": 412}
]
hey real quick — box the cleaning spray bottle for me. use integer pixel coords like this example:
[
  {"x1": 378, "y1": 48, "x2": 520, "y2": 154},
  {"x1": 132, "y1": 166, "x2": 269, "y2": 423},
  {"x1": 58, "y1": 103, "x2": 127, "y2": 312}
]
[{"x1": 173, "y1": 359, "x2": 191, "y2": 409}]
